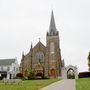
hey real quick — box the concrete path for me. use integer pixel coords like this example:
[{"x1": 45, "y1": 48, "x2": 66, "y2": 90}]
[{"x1": 41, "y1": 79, "x2": 76, "y2": 90}]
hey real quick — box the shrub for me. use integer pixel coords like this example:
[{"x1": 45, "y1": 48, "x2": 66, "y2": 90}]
[
  {"x1": 28, "y1": 69, "x2": 35, "y2": 80},
  {"x1": 16, "y1": 73, "x2": 23, "y2": 79},
  {"x1": 79, "y1": 72, "x2": 90, "y2": 78}
]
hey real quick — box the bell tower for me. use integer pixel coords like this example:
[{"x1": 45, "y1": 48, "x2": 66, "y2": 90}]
[{"x1": 46, "y1": 11, "x2": 62, "y2": 77}]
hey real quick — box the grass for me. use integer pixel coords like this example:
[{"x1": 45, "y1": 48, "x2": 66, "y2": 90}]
[
  {"x1": 0, "y1": 78, "x2": 60, "y2": 90},
  {"x1": 76, "y1": 78, "x2": 90, "y2": 90}
]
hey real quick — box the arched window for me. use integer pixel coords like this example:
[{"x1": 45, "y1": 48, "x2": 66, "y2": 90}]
[{"x1": 36, "y1": 52, "x2": 44, "y2": 62}]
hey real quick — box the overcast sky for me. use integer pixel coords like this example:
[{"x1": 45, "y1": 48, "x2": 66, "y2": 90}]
[{"x1": 0, "y1": 0, "x2": 90, "y2": 72}]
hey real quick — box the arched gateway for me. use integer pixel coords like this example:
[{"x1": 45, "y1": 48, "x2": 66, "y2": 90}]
[{"x1": 61, "y1": 65, "x2": 78, "y2": 79}]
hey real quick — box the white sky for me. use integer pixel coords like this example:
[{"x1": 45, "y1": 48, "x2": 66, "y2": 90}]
[{"x1": 0, "y1": 0, "x2": 90, "y2": 72}]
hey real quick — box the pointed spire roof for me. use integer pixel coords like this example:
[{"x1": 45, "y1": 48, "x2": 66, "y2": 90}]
[{"x1": 49, "y1": 10, "x2": 57, "y2": 33}]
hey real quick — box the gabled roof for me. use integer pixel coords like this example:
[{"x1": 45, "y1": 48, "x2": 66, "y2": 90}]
[
  {"x1": 24, "y1": 41, "x2": 46, "y2": 57},
  {"x1": 33, "y1": 41, "x2": 46, "y2": 49},
  {"x1": 0, "y1": 59, "x2": 16, "y2": 66}
]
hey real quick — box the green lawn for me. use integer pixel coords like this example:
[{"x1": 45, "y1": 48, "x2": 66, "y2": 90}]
[
  {"x1": 0, "y1": 78, "x2": 60, "y2": 90},
  {"x1": 76, "y1": 78, "x2": 90, "y2": 90}
]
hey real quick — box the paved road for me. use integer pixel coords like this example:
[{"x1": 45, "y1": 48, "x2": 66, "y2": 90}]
[{"x1": 41, "y1": 79, "x2": 76, "y2": 90}]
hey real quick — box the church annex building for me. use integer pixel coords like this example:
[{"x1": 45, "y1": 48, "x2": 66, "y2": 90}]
[{"x1": 20, "y1": 11, "x2": 78, "y2": 79}]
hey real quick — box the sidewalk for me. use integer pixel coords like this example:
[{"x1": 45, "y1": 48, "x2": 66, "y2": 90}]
[{"x1": 41, "y1": 79, "x2": 76, "y2": 90}]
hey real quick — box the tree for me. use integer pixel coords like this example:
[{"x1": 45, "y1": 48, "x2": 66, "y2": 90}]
[
  {"x1": 28, "y1": 69, "x2": 35, "y2": 80},
  {"x1": 88, "y1": 52, "x2": 90, "y2": 71}
]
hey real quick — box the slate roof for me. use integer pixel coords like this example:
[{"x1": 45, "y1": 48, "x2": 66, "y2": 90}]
[{"x1": 0, "y1": 59, "x2": 16, "y2": 66}]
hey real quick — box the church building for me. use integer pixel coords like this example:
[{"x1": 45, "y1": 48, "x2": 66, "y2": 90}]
[{"x1": 20, "y1": 11, "x2": 64, "y2": 78}]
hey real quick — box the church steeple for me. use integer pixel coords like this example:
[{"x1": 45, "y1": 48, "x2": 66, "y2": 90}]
[
  {"x1": 47, "y1": 10, "x2": 58, "y2": 36},
  {"x1": 49, "y1": 10, "x2": 56, "y2": 31},
  {"x1": 46, "y1": 11, "x2": 61, "y2": 77},
  {"x1": 48, "y1": 10, "x2": 58, "y2": 36}
]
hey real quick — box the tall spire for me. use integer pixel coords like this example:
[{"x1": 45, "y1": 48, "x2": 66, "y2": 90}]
[{"x1": 49, "y1": 10, "x2": 57, "y2": 34}]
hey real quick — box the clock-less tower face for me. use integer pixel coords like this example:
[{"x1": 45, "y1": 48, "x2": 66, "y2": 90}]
[
  {"x1": 50, "y1": 42, "x2": 55, "y2": 54},
  {"x1": 46, "y1": 32, "x2": 61, "y2": 77}
]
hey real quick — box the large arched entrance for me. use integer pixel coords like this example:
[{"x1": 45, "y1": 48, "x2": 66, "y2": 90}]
[
  {"x1": 61, "y1": 65, "x2": 78, "y2": 79},
  {"x1": 67, "y1": 68, "x2": 75, "y2": 79},
  {"x1": 36, "y1": 70, "x2": 43, "y2": 78},
  {"x1": 35, "y1": 64, "x2": 44, "y2": 78},
  {"x1": 50, "y1": 69, "x2": 56, "y2": 78}
]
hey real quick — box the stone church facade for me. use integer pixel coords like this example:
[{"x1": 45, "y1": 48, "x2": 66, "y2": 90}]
[{"x1": 20, "y1": 11, "x2": 63, "y2": 78}]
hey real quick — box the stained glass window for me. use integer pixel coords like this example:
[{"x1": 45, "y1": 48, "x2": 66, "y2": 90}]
[{"x1": 36, "y1": 52, "x2": 44, "y2": 62}]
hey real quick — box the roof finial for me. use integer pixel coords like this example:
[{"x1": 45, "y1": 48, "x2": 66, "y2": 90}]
[{"x1": 39, "y1": 38, "x2": 41, "y2": 42}]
